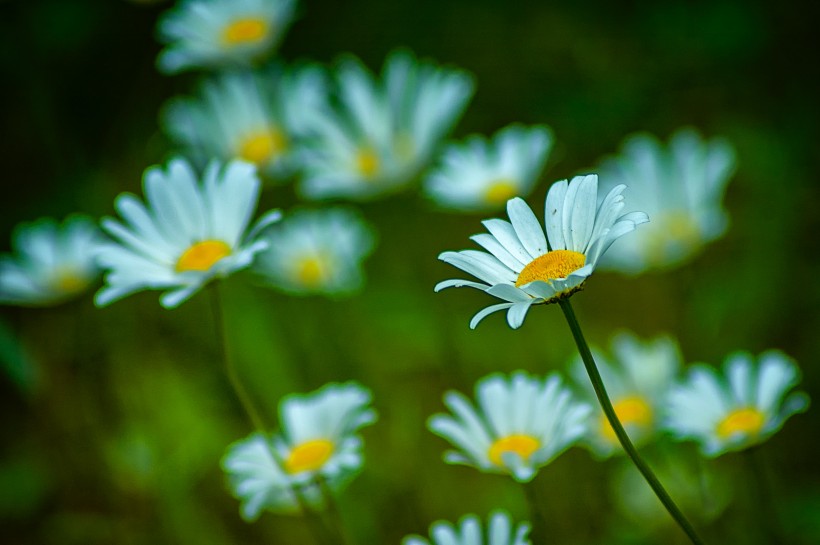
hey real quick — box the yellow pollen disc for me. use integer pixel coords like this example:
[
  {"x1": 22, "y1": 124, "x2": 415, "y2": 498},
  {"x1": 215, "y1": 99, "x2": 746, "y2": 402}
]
[
  {"x1": 294, "y1": 255, "x2": 329, "y2": 287},
  {"x1": 356, "y1": 148, "x2": 380, "y2": 178},
  {"x1": 515, "y1": 250, "x2": 586, "y2": 287},
  {"x1": 175, "y1": 240, "x2": 231, "y2": 273},
  {"x1": 484, "y1": 180, "x2": 518, "y2": 205},
  {"x1": 221, "y1": 18, "x2": 269, "y2": 46},
  {"x1": 487, "y1": 434, "x2": 540, "y2": 467},
  {"x1": 601, "y1": 395, "x2": 653, "y2": 442},
  {"x1": 238, "y1": 129, "x2": 287, "y2": 165},
  {"x1": 284, "y1": 439, "x2": 335, "y2": 474},
  {"x1": 716, "y1": 407, "x2": 765, "y2": 439},
  {"x1": 53, "y1": 270, "x2": 88, "y2": 293},
  {"x1": 645, "y1": 212, "x2": 701, "y2": 264}
]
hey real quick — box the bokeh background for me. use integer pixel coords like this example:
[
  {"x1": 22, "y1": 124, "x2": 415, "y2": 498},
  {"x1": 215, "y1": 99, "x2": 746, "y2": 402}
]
[{"x1": 2, "y1": 0, "x2": 819, "y2": 543}]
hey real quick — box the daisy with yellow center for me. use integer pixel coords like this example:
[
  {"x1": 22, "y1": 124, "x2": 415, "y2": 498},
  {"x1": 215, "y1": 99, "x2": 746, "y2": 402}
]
[
  {"x1": 428, "y1": 371, "x2": 590, "y2": 482},
  {"x1": 94, "y1": 158, "x2": 281, "y2": 309},
  {"x1": 424, "y1": 124, "x2": 553, "y2": 211},
  {"x1": 436, "y1": 174, "x2": 648, "y2": 329},
  {"x1": 402, "y1": 511, "x2": 532, "y2": 545},
  {"x1": 664, "y1": 351, "x2": 809, "y2": 457}
]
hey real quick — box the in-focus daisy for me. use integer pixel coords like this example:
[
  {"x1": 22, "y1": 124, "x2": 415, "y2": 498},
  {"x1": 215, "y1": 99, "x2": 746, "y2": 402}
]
[
  {"x1": 664, "y1": 351, "x2": 809, "y2": 457},
  {"x1": 597, "y1": 128, "x2": 736, "y2": 273},
  {"x1": 570, "y1": 332, "x2": 681, "y2": 457},
  {"x1": 428, "y1": 371, "x2": 590, "y2": 482},
  {"x1": 298, "y1": 50, "x2": 474, "y2": 200},
  {"x1": 95, "y1": 158, "x2": 281, "y2": 308},
  {"x1": 253, "y1": 207, "x2": 376, "y2": 296},
  {"x1": 403, "y1": 511, "x2": 531, "y2": 545},
  {"x1": 156, "y1": 0, "x2": 296, "y2": 74},
  {"x1": 163, "y1": 66, "x2": 327, "y2": 179},
  {"x1": 0, "y1": 216, "x2": 104, "y2": 306},
  {"x1": 436, "y1": 174, "x2": 648, "y2": 329},
  {"x1": 424, "y1": 124, "x2": 553, "y2": 211}
]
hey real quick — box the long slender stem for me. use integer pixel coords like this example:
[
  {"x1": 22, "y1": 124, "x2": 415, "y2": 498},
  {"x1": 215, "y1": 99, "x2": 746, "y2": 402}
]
[
  {"x1": 742, "y1": 447, "x2": 778, "y2": 544},
  {"x1": 317, "y1": 477, "x2": 351, "y2": 545},
  {"x1": 521, "y1": 480, "x2": 549, "y2": 544},
  {"x1": 558, "y1": 299, "x2": 706, "y2": 545}
]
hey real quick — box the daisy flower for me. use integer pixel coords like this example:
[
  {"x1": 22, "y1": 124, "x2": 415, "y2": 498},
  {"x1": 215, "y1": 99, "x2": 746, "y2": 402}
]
[
  {"x1": 436, "y1": 174, "x2": 649, "y2": 329},
  {"x1": 0, "y1": 216, "x2": 104, "y2": 306},
  {"x1": 163, "y1": 66, "x2": 327, "y2": 179},
  {"x1": 596, "y1": 128, "x2": 736, "y2": 273},
  {"x1": 298, "y1": 50, "x2": 474, "y2": 200},
  {"x1": 428, "y1": 371, "x2": 590, "y2": 482},
  {"x1": 403, "y1": 511, "x2": 531, "y2": 545},
  {"x1": 570, "y1": 332, "x2": 681, "y2": 457},
  {"x1": 424, "y1": 124, "x2": 553, "y2": 211},
  {"x1": 94, "y1": 158, "x2": 281, "y2": 308},
  {"x1": 664, "y1": 351, "x2": 809, "y2": 457},
  {"x1": 156, "y1": 0, "x2": 296, "y2": 74},
  {"x1": 253, "y1": 207, "x2": 376, "y2": 296}
]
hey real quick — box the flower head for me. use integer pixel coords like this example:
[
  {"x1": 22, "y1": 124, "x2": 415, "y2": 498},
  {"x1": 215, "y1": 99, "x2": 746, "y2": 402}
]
[
  {"x1": 664, "y1": 351, "x2": 809, "y2": 457},
  {"x1": 0, "y1": 216, "x2": 104, "y2": 306},
  {"x1": 424, "y1": 124, "x2": 553, "y2": 211},
  {"x1": 403, "y1": 511, "x2": 531, "y2": 545},
  {"x1": 157, "y1": 0, "x2": 296, "y2": 74},
  {"x1": 95, "y1": 158, "x2": 281, "y2": 308},
  {"x1": 436, "y1": 174, "x2": 648, "y2": 329},
  {"x1": 428, "y1": 371, "x2": 590, "y2": 482},
  {"x1": 597, "y1": 128, "x2": 736, "y2": 273},
  {"x1": 253, "y1": 207, "x2": 376, "y2": 296}
]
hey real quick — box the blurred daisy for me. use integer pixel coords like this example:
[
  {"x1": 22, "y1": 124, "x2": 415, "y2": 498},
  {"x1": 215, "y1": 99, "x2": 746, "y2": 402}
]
[
  {"x1": 0, "y1": 216, "x2": 103, "y2": 306},
  {"x1": 95, "y1": 158, "x2": 281, "y2": 308},
  {"x1": 163, "y1": 66, "x2": 327, "y2": 179},
  {"x1": 298, "y1": 50, "x2": 474, "y2": 200},
  {"x1": 403, "y1": 511, "x2": 531, "y2": 545},
  {"x1": 597, "y1": 128, "x2": 736, "y2": 273},
  {"x1": 157, "y1": 0, "x2": 296, "y2": 74},
  {"x1": 428, "y1": 371, "x2": 590, "y2": 482},
  {"x1": 570, "y1": 332, "x2": 681, "y2": 457},
  {"x1": 254, "y1": 207, "x2": 376, "y2": 296},
  {"x1": 424, "y1": 124, "x2": 553, "y2": 211},
  {"x1": 664, "y1": 351, "x2": 809, "y2": 457},
  {"x1": 436, "y1": 174, "x2": 648, "y2": 329}
]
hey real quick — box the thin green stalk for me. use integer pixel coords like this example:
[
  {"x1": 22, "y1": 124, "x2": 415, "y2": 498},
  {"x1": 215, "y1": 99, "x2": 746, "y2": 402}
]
[
  {"x1": 558, "y1": 298, "x2": 706, "y2": 545},
  {"x1": 742, "y1": 447, "x2": 779, "y2": 544},
  {"x1": 521, "y1": 480, "x2": 549, "y2": 544},
  {"x1": 317, "y1": 476, "x2": 351, "y2": 545}
]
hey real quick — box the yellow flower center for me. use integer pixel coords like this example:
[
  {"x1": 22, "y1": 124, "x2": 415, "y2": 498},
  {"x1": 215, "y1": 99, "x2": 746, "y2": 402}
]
[
  {"x1": 484, "y1": 180, "x2": 518, "y2": 205},
  {"x1": 515, "y1": 250, "x2": 586, "y2": 287},
  {"x1": 356, "y1": 148, "x2": 380, "y2": 178},
  {"x1": 284, "y1": 439, "x2": 335, "y2": 474},
  {"x1": 175, "y1": 240, "x2": 231, "y2": 273},
  {"x1": 238, "y1": 129, "x2": 287, "y2": 165},
  {"x1": 52, "y1": 270, "x2": 88, "y2": 294},
  {"x1": 600, "y1": 395, "x2": 653, "y2": 443},
  {"x1": 716, "y1": 407, "x2": 765, "y2": 439},
  {"x1": 293, "y1": 254, "x2": 330, "y2": 287},
  {"x1": 221, "y1": 18, "x2": 269, "y2": 47},
  {"x1": 645, "y1": 211, "x2": 701, "y2": 264},
  {"x1": 487, "y1": 434, "x2": 540, "y2": 467}
]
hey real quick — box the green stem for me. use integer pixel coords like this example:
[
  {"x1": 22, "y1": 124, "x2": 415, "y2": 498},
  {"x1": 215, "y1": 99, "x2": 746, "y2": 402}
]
[
  {"x1": 521, "y1": 480, "x2": 549, "y2": 544},
  {"x1": 317, "y1": 477, "x2": 351, "y2": 545},
  {"x1": 558, "y1": 299, "x2": 706, "y2": 545},
  {"x1": 742, "y1": 447, "x2": 779, "y2": 544}
]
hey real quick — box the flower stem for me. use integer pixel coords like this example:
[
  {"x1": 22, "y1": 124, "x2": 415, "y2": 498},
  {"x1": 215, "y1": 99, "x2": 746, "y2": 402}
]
[
  {"x1": 317, "y1": 476, "x2": 351, "y2": 545},
  {"x1": 558, "y1": 298, "x2": 706, "y2": 545},
  {"x1": 521, "y1": 479, "x2": 549, "y2": 544},
  {"x1": 743, "y1": 447, "x2": 779, "y2": 544}
]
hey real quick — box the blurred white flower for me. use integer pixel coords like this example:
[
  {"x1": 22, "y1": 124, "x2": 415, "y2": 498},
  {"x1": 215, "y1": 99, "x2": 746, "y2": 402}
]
[
  {"x1": 298, "y1": 50, "x2": 474, "y2": 200},
  {"x1": 0, "y1": 216, "x2": 103, "y2": 306},
  {"x1": 428, "y1": 371, "x2": 590, "y2": 482},
  {"x1": 95, "y1": 158, "x2": 280, "y2": 308},
  {"x1": 597, "y1": 128, "x2": 736, "y2": 273},
  {"x1": 436, "y1": 174, "x2": 648, "y2": 329},
  {"x1": 254, "y1": 207, "x2": 376, "y2": 296},
  {"x1": 163, "y1": 66, "x2": 327, "y2": 180},
  {"x1": 570, "y1": 332, "x2": 681, "y2": 457},
  {"x1": 157, "y1": 0, "x2": 296, "y2": 74},
  {"x1": 664, "y1": 351, "x2": 809, "y2": 457},
  {"x1": 424, "y1": 124, "x2": 553, "y2": 211},
  {"x1": 403, "y1": 511, "x2": 531, "y2": 545}
]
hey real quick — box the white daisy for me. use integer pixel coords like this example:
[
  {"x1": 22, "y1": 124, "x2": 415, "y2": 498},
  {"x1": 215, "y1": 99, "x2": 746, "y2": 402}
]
[
  {"x1": 424, "y1": 124, "x2": 553, "y2": 211},
  {"x1": 298, "y1": 50, "x2": 474, "y2": 200},
  {"x1": 570, "y1": 332, "x2": 681, "y2": 457},
  {"x1": 94, "y1": 158, "x2": 281, "y2": 308},
  {"x1": 163, "y1": 66, "x2": 327, "y2": 179},
  {"x1": 436, "y1": 174, "x2": 649, "y2": 329},
  {"x1": 156, "y1": 0, "x2": 296, "y2": 74},
  {"x1": 0, "y1": 216, "x2": 104, "y2": 306},
  {"x1": 597, "y1": 128, "x2": 736, "y2": 273},
  {"x1": 664, "y1": 351, "x2": 809, "y2": 457},
  {"x1": 253, "y1": 207, "x2": 376, "y2": 296},
  {"x1": 428, "y1": 371, "x2": 591, "y2": 482},
  {"x1": 403, "y1": 511, "x2": 531, "y2": 545}
]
